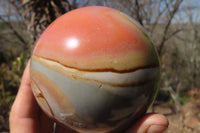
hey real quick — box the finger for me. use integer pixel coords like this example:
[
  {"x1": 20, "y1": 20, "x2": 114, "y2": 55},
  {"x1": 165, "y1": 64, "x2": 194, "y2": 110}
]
[
  {"x1": 10, "y1": 60, "x2": 39, "y2": 118},
  {"x1": 10, "y1": 60, "x2": 40, "y2": 133},
  {"x1": 9, "y1": 61, "x2": 53, "y2": 133},
  {"x1": 125, "y1": 113, "x2": 169, "y2": 133}
]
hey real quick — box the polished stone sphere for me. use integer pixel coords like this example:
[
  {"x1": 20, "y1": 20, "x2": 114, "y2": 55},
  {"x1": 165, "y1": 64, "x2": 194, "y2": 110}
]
[{"x1": 30, "y1": 6, "x2": 160, "y2": 133}]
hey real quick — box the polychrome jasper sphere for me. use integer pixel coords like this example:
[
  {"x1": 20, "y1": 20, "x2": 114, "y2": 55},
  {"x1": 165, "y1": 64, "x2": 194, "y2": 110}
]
[{"x1": 30, "y1": 6, "x2": 160, "y2": 133}]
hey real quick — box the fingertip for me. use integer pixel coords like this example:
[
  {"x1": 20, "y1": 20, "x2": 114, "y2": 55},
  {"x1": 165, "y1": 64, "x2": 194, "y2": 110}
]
[
  {"x1": 20, "y1": 60, "x2": 31, "y2": 85},
  {"x1": 145, "y1": 113, "x2": 169, "y2": 126},
  {"x1": 126, "y1": 113, "x2": 169, "y2": 133}
]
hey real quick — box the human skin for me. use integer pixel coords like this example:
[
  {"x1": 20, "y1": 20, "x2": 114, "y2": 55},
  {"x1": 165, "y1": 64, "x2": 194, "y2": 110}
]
[{"x1": 9, "y1": 61, "x2": 169, "y2": 133}]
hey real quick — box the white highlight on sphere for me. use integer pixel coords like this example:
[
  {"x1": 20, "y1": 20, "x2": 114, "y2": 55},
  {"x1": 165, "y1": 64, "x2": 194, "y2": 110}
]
[{"x1": 65, "y1": 38, "x2": 79, "y2": 49}]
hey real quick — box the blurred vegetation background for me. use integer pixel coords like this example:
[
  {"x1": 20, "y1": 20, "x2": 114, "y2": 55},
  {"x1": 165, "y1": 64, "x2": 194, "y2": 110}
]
[{"x1": 0, "y1": 0, "x2": 200, "y2": 132}]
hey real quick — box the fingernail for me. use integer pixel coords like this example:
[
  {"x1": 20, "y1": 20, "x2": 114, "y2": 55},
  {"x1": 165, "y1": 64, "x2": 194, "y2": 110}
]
[{"x1": 147, "y1": 125, "x2": 167, "y2": 133}]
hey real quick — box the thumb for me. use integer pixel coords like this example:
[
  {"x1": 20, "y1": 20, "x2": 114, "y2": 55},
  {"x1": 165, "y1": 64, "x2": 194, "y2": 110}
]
[{"x1": 125, "y1": 113, "x2": 169, "y2": 133}]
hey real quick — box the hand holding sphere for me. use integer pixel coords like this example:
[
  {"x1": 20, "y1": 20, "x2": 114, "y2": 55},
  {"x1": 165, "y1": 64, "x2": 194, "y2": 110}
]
[{"x1": 9, "y1": 6, "x2": 168, "y2": 133}]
